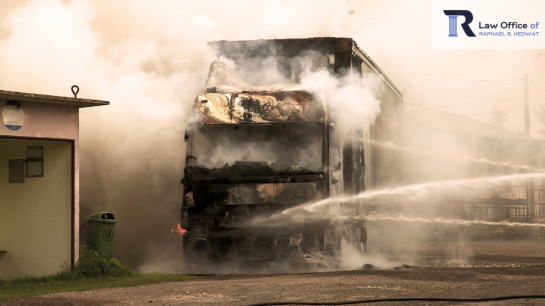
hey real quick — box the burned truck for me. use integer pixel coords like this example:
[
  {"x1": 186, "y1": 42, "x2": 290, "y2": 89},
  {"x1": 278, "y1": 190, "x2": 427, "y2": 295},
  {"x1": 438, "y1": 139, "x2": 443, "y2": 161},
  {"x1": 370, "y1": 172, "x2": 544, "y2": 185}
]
[{"x1": 179, "y1": 38, "x2": 403, "y2": 266}]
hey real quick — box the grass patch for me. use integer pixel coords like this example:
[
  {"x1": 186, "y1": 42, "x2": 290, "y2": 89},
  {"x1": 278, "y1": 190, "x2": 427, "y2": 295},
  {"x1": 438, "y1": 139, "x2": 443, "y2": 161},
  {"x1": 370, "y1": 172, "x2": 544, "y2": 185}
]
[
  {"x1": 0, "y1": 247, "x2": 197, "y2": 301},
  {"x1": 0, "y1": 273, "x2": 196, "y2": 301}
]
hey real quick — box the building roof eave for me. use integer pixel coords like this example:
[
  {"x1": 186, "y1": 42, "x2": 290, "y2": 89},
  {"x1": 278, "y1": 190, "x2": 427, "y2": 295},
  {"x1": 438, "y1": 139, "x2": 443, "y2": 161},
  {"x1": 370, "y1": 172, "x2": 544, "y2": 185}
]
[{"x1": 0, "y1": 90, "x2": 110, "y2": 108}]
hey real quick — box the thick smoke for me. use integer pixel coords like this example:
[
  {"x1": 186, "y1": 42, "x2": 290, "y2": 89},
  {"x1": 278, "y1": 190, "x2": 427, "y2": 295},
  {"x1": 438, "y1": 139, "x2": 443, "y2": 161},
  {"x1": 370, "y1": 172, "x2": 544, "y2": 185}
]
[
  {"x1": 300, "y1": 67, "x2": 383, "y2": 135},
  {"x1": 192, "y1": 124, "x2": 324, "y2": 170},
  {"x1": 194, "y1": 54, "x2": 479, "y2": 268},
  {"x1": 0, "y1": 0, "x2": 538, "y2": 272},
  {"x1": 0, "y1": 0, "x2": 363, "y2": 269}
]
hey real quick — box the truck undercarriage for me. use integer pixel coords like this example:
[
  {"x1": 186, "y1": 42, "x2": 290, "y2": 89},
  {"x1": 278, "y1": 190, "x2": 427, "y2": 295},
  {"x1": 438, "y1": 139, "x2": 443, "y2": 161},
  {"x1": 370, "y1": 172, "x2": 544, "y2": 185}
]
[{"x1": 181, "y1": 160, "x2": 345, "y2": 267}]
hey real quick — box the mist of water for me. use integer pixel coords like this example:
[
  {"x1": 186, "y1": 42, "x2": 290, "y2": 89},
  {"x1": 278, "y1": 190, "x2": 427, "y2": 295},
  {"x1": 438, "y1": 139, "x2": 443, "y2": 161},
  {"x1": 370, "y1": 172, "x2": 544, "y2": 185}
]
[
  {"x1": 247, "y1": 172, "x2": 545, "y2": 226},
  {"x1": 2, "y1": 0, "x2": 542, "y2": 273},
  {"x1": 361, "y1": 139, "x2": 542, "y2": 171},
  {"x1": 0, "y1": 0, "x2": 361, "y2": 270},
  {"x1": 358, "y1": 215, "x2": 545, "y2": 227},
  {"x1": 303, "y1": 172, "x2": 543, "y2": 212}
]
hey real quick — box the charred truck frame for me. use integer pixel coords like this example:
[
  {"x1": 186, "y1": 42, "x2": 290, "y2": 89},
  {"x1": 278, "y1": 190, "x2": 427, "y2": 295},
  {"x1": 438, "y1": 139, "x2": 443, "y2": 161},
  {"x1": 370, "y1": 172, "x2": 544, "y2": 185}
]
[{"x1": 180, "y1": 38, "x2": 403, "y2": 267}]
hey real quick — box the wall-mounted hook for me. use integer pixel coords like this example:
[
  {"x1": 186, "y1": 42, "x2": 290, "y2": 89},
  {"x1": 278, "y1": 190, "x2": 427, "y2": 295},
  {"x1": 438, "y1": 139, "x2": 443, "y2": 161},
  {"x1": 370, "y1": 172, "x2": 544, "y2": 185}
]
[{"x1": 71, "y1": 85, "x2": 79, "y2": 98}]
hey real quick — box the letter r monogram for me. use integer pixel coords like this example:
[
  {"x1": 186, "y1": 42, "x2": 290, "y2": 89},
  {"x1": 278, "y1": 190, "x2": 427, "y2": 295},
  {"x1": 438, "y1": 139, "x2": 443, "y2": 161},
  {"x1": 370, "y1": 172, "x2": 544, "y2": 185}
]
[{"x1": 444, "y1": 10, "x2": 476, "y2": 37}]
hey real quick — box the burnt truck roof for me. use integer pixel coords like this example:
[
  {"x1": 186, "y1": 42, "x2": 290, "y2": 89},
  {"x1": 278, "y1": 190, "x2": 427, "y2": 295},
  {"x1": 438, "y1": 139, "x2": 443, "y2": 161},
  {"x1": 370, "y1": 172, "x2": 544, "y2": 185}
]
[
  {"x1": 208, "y1": 37, "x2": 402, "y2": 99},
  {"x1": 194, "y1": 61, "x2": 326, "y2": 125},
  {"x1": 194, "y1": 90, "x2": 326, "y2": 125}
]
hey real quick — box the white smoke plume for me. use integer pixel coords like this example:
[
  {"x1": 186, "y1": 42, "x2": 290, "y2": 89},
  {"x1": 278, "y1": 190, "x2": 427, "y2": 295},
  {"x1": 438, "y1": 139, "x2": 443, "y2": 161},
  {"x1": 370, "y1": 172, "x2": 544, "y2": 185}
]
[
  {"x1": 1, "y1": 0, "x2": 535, "y2": 272},
  {"x1": 0, "y1": 0, "x2": 364, "y2": 268},
  {"x1": 300, "y1": 68, "x2": 383, "y2": 135}
]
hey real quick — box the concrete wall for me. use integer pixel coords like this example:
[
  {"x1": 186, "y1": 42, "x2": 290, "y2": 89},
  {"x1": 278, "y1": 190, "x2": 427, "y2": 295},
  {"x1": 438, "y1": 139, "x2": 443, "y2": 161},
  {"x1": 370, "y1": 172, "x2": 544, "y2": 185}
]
[{"x1": 0, "y1": 137, "x2": 72, "y2": 280}]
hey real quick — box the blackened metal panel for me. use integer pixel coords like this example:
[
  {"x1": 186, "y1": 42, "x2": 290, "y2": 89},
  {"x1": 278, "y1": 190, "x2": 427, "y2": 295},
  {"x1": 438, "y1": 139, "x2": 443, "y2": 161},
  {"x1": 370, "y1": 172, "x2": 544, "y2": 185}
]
[
  {"x1": 209, "y1": 38, "x2": 354, "y2": 57},
  {"x1": 334, "y1": 51, "x2": 352, "y2": 77},
  {"x1": 193, "y1": 182, "x2": 319, "y2": 206},
  {"x1": 355, "y1": 60, "x2": 404, "y2": 189},
  {"x1": 342, "y1": 144, "x2": 354, "y2": 195}
]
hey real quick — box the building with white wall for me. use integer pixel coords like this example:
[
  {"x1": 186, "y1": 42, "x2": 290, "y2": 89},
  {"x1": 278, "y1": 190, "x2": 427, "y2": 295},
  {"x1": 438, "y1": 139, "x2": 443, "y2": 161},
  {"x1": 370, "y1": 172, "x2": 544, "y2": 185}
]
[{"x1": 0, "y1": 90, "x2": 108, "y2": 280}]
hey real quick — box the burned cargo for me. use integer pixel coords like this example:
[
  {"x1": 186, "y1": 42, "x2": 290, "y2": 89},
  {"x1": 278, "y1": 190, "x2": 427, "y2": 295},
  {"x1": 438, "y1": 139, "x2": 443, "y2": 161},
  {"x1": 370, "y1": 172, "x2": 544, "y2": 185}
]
[{"x1": 178, "y1": 38, "x2": 403, "y2": 267}]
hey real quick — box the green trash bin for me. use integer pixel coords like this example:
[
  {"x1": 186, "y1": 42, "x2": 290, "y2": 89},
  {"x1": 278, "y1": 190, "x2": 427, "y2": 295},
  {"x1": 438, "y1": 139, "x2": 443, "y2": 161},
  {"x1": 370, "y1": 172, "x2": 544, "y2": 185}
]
[{"x1": 86, "y1": 212, "x2": 117, "y2": 259}]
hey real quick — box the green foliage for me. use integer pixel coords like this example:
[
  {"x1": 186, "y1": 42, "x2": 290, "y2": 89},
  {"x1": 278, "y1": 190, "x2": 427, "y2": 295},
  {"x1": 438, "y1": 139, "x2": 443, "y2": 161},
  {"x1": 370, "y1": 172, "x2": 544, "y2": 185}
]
[
  {"x1": 0, "y1": 247, "x2": 132, "y2": 287},
  {"x1": 0, "y1": 247, "x2": 195, "y2": 301},
  {"x1": 75, "y1": 247, "x2": 133, "y2": 277}
]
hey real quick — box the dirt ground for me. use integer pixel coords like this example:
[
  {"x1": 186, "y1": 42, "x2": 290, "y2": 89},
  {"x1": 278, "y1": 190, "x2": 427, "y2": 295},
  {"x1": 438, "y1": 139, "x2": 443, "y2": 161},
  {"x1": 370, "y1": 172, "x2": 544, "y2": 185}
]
[{"x1": 3, "y1": 240, "x2": 545, "y2": 306}]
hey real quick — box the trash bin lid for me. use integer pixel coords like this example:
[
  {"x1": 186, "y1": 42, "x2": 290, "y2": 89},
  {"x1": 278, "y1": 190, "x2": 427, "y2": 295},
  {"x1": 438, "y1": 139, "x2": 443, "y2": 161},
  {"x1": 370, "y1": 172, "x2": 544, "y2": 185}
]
[{"x1": 87, "y1": 212, "x2": 117, "y2": 224}]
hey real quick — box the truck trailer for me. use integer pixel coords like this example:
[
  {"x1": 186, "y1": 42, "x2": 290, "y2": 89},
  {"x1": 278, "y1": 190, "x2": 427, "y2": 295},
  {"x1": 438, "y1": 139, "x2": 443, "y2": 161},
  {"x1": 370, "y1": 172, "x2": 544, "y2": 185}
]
[{"x1": 179, "y1": 38, "x2": 403, "y2": 267}]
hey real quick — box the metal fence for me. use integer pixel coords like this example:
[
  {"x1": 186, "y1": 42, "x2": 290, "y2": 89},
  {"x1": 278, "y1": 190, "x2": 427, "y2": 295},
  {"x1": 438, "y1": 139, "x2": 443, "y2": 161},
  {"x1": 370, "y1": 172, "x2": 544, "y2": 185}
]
[
  {"x1": 462, "y1": 186, "x2": 545, "y2": 219},
  {"x1": 533, "y1": 187, "x2": 545, "y2": 217}
]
